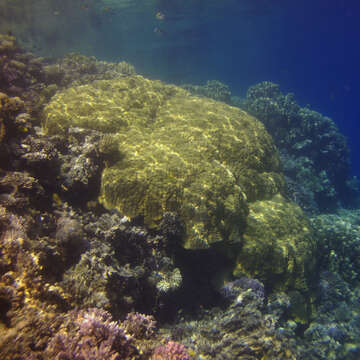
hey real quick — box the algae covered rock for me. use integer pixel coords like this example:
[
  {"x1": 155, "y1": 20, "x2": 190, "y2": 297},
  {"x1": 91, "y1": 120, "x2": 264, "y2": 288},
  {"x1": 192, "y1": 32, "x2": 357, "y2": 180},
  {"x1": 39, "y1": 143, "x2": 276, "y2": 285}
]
[{"x1": 43, "y1": 75, "x2": 285, "y2": 250}]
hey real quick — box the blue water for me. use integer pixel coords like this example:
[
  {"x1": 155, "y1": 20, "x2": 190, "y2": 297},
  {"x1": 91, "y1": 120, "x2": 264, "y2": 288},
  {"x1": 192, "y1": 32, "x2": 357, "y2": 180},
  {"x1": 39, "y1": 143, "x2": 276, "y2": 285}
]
[
  {"x1": 2, "y1": 0, "x2": 358, "y2": 178},
  {"x1": 93, "y1": 0, "x2": 359, "y2": 179}
]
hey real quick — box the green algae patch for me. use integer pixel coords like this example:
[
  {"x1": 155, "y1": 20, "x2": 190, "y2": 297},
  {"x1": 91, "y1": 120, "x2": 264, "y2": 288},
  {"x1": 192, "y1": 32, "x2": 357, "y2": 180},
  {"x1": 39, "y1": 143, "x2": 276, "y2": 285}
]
[
  {"x1": 234, "y1": 194, "x2": 316, "y2": 292},
  {"x1": 42, "y1": 75, "x2": 311, "y2": 281}
]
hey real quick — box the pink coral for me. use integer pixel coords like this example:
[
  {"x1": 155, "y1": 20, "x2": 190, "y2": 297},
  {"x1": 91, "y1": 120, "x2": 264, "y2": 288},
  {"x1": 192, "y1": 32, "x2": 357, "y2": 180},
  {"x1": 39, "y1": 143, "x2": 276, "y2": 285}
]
[{"x1": 151, "y1": 341, "x2": 192, "y2": 360}]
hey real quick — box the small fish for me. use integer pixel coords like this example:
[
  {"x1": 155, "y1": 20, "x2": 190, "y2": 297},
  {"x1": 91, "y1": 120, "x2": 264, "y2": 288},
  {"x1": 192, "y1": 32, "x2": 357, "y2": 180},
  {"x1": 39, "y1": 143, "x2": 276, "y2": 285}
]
[
  {"x1": 154, "y1": 27, "x2": 166, "y2": 35},
  {"x1": 155, "y1": 11, "x2": 165, "y2": 20}
]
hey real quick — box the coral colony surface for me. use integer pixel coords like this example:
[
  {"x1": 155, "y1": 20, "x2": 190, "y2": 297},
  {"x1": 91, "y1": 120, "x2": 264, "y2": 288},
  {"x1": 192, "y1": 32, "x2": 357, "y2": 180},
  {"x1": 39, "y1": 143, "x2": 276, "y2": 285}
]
[{"x1": 0, "y1": 34, "x2": 360, "y2": 360}]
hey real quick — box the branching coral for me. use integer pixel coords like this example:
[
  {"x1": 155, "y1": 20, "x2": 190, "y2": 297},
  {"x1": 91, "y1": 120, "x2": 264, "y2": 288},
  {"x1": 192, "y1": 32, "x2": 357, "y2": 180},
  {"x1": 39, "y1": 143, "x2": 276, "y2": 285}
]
[
  {"x1": 45, "y1": 308, "x2": 137, "y2": 360},
  {"x1": 123, "y1": 312, "x2": 157, "y2": 339}
]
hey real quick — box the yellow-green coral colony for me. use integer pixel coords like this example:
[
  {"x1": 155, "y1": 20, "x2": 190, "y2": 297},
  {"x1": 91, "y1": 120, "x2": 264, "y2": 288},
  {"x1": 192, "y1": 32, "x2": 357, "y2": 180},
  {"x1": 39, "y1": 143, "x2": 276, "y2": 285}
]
[{"x1": 43, "y1": 75, "x2": 316, "y2": 291}]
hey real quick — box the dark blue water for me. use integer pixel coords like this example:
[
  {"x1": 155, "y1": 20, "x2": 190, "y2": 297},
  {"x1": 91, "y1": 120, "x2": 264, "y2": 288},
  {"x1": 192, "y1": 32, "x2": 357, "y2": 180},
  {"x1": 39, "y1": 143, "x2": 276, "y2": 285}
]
[{"x1": 94, "y1": 0, "x2": 359, "y2": 179}]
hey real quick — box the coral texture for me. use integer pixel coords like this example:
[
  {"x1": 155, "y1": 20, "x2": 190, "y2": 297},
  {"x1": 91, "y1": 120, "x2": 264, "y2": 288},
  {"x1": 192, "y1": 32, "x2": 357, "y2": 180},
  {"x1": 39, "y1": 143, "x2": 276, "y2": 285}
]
[
  {"x1": 42, "y1": 75, "x2": 316, "y2": 293},
  {"x1": 42, "y1": 76, "x2": 281, "y2": 250},
  {"x1": 235, "y1": 194, "x2": 316, "y2": 293},
  {"x1": 182, "y1": 80, "x2": 231, "y2": 104},
  {"x1": 45, "y1": 308, "x2": 137, "y2": 360},
  {"x1": 151, "y1": 341, "x2": 192, "y2": 360}
]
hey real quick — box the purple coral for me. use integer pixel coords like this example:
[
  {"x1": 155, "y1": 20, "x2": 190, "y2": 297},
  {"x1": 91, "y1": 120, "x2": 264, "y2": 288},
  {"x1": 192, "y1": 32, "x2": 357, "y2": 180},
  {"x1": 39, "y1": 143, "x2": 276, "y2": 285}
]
[
  {"x1": 45, "y1": 308, "x2": 137, "y2": 360},
  {"x1": 151, "y1": 341, "x2": 192, "y2": 360},
  {"x1": 123, "y1": 312, "x2": 157, "y2": 339}
]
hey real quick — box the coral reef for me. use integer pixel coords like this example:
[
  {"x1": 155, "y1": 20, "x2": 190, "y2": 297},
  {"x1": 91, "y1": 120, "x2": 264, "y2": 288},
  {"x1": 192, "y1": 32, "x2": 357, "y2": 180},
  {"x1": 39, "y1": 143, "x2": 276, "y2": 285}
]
[
  {"x1": 42, "y1": 74, "x2": 317, "y2": 293},
  {"x1": 43, "y1": 53, "x2": 136, "y2": 89},
  {"x1": 235, "y1": 193, "x2": 316, "y2": 294},
  {"x1": 181, "y1": 80, "x2": 232, "y2": 104},
  {"x1": 0, "y1": 34, "x2": 44, "y2": 97},
  {"x1": 241, "y1": 81, "x2": 359, "y2": 213},
  {"x1": 123, "y1": 312, "x2": 157, "y2": 339},
  {"x1": 297, "y1": 270, "x2": 360, "y2": 359},
  {"x1": 282, "y1": 208, "x2": 360, "y2": 359},
  {"x1": 0, "y1": 82, "x2": 183, "y2": 358},
  {"x1": 2, "y1": 38, "x2": 360, "y2": 360},
  {"x1": 42, "y1": 75, "x2": 282, "y2": 251},
  {"x1": 312, "y1": 209, "x2": 360, "y2": 284},
  {"x1": 44, "y1": 308, "x2": 138, "y2": 360},
  {"x1": 151, "y1": 341, "x2": 192, "y2": 360},
  {"x1": 168, "y1": 282, "x2": 297, "y2": 359},
  {"x1": 60, "y1": 209, "x2": 183, "y2": 316},
  {"x1": 0, "y1": 33, "x2": 48, "y2": 121},
  {"x1": 0, "y1": 91, "x2": 25, "y2": 150},
  {"x1": 0, "y1": 35, "x2": 138, "y2": 129},
  {"x1": 219, "y1": 277, "x2": 265, "y2": 304}
]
